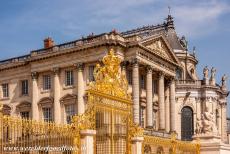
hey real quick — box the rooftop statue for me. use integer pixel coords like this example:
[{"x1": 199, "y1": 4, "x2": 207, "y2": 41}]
[
  {"x1": 221, "y1": 74, "x2": 228, "y2": 90},
  {"x1": 180, "y1": 36, "x2": 188, "y2": 50},
  {"x1": 203, "y1": 66, "x2": 209, "y2": 79},
  {"x1": 210, "y1": 67, "x2": 216, "y2": 79}
]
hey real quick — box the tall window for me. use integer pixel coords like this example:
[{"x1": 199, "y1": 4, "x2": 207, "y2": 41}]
[
  {"x1": 89, "y1": 65, "x2": 95, "y2": 82},
  {"x1": 43, "y1": 108, "x2": 53, "y2": 122},
  {"x1": 20, "y1": 111, "x2": 29, "y2": 119},
  {"x1": 2, "y1": 83, "x2": 9, "y2": 98},
  {"x1": 140, "y1": 107, "x2": 145, "y2": 127},
  {"x1": 21, "y1": 80, "x2": 28, "y2": 95},
  {"x1": 140, "y1": 75, "x2": 145, "y2": 89},
  {"x1": 65, "y1": 70, "x2": 74, "y2": 86},
  {"x1": 65, "y1": 104, "x2": 76, "y2": 124},
  {"x1": 127, "y1": 70, "x2": 132, "y2": 85},
  {"x1": 43, "y1": 75, "x2": 51, "y2": 90}
]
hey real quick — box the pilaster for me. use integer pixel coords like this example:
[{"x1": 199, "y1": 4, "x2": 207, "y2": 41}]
[
  {"x1": 31, "y1": 72, "x2": 39, "y2": 121},
  {"x1": 53, "y1": 67, "x2": 61, "y2": 123}
]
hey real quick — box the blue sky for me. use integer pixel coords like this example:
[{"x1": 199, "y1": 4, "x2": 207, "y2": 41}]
[{"x1": 0, "y1": 0, "x2": 230, "y2": 114}]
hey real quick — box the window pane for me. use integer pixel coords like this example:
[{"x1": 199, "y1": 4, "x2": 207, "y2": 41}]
[
  {"x1": 20, "y1": 112, "x2": 29, "y2": 119},
  {"x1": 65, "y1": 104, "x2": 76, "y2": 124},
  {"x1": 65, "y1": 70, "x2": 74, "y2": 86},
  {"x1": 43, "y1": 75, "x2": 51, "y2": 90},
  {"x1": 43, "y1": 108, "x2": 52, "y2": 122},
  {"x1": 2, "y1": 83, "x2": 9, "y2": 98},
  {"x1": 89, "y1": 65, "x2": 95, "y2": 82},
  {"x1": 21, "y1": 80, "x2": 28, "y2": 95}
]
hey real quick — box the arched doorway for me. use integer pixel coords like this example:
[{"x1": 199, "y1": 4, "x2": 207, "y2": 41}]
[{"x1": 181, "y1": 106, "x2": 194, "y2": 141}]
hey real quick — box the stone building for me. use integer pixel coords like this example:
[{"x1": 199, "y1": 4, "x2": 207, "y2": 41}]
[{"x1": 0, "y1": 15, "x2": 228, "y2": 143}]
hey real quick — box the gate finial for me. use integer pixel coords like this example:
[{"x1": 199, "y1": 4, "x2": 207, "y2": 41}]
[{"x1": 89, "y1": 49, "x2": 131, "y2": 100}]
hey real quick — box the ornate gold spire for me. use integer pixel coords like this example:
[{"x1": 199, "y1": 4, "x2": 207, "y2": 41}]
[{"x1": 89, "y1": 49, "x2": 131, "y2": 100}]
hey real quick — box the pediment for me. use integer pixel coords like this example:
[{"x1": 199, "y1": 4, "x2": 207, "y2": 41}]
[{"x1": 140, "y1": 35, "x2": 180, "y2": 65}]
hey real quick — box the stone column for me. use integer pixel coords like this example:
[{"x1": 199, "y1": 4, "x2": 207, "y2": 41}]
[
  {"x1": 165, "y1": 84, "x2": 170, "y2": 132},
  {"x1": 158, "y1": 72, "x2": 165, "y2": 130},
  {"x1": 132, "y1": 59, "x2": 140, "y2": 124},
  {"x1": 131, "y1": 137, "x2": 144, "y2": 154},
  {"x1": 146, "y1": 66, "x2": 153, "y2": 128},
  {"x1": 221, "y1": 102, "x2": 227, "y2": 142},
  {"x1": 53, "y1": 67, "x2": 61, "y2": 123},
  {"x1": 170, "y1": 78, "x2": 176, "y2": 132},
  {"x1": 76, "y1": 63, "x2": 85, "y2": 115},
  {"x1": 31, "y1": 72, "x2": 39, "y2": 121},
  {"x1": 80, "y1": 130, "x2": 96, "y2": 154}
]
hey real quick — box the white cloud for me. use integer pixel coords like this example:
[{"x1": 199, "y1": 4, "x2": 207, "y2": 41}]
[{"x1": 172, "y1": 1, "x2": 230, "y2": 37}]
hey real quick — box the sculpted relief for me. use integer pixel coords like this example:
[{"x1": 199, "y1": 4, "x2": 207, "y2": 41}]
[{"x1": 195, "y1": 106, "x2": 218, "y2": 135}]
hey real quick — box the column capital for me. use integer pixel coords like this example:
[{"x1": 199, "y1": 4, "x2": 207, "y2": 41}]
[
  {"x1": 168, "y1": 77, "x2": 176, "y2": 84},
  {"x1": 121, "y1": 61, "x2": 129, "y2": 68},
  {"x1": 74, "y1": 62, "x2": 84, "y2": 70},
  {"x1": 53, "y1": 67, "x2": 60, "y2": 75},
  {"x1": 130, "y1": 58, "x2": 139, "y2": 66},
  {"x1": 31, "y1": 72, "x2": 38, "y2": 80},
  {"x1": 146, "y1": 65, "x2": 153, "y2": 73},
  {"x1": 158, "y1": 71, "x2": 165, "y2": 78}
]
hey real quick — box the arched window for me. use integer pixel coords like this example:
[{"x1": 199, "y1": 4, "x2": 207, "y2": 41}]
[{"x1": 181, "y1": 106, "x2": 194, "y2": 141}]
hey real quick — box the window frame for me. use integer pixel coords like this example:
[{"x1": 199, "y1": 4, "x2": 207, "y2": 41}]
[
  {"x1": 21, "y1": 80, "x2": 29, "y2": 96},
  {"x1": 65, "y1": 104, "x2": 76, "y2": 124},
  {"x1": 65, "y1": 70, "x2": 74, "y2": 86},
  {"x1": 42, "y1": 107, "x2": 53, "y2": 122},
  {"x1": 88, "y1": 65, "x2": 95, "y2": 82},
  {"x1": 43, "y1": 75, "x2": 51, "y2": 90},
  {"x1": 2, "y1": 83, "x2": 9, "y2": 98}
]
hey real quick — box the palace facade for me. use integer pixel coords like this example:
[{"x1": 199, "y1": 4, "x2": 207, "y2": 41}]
[{"x1": 0, "y1": 15, "x2": 228, "y2": 142}]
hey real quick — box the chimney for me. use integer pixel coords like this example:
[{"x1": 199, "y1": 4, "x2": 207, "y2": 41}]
[{"x1": 44, "y1": 37, "x2": 54, "y2": 48}]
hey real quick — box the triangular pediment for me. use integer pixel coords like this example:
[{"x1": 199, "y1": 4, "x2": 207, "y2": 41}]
[{"x1": 140, "y1": 35, "x2": 180, "y2": 65}]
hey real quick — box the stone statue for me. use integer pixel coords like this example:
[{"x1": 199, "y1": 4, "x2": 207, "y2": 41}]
[
  {"x1": 203, "y1": 66, "x2": 209, "y2": 79},
  {"x1": 210, "y1": 67, "x2": 216, "y2": 86},
  {"x1": 210, "y1": 67, "x2": 216, "y2": 79},
  {"x1": 201, "y1": 106, "x2": 217, "y2": 134},
  {"x1": 221, "y1": 74, "x2": 228, "y2": 89},
  {"x1": 180, "y1": 36, "x2": 188, "y2": 50},
  {"x1": 195, "y1": 117, "x2": 202, "y2": 134}
]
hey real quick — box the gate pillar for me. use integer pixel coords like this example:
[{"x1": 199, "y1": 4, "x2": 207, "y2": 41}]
[
  {"x1": 131, "y1": 137, "x2": 144, "y2": 154},
  {"x1": 80, "y1": 129, "x2": 96, "y2": 154}
]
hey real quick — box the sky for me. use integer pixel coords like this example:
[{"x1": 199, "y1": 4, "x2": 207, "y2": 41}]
[{"x1": 0, "y1": 0, "x2": 230, "y2": 114}]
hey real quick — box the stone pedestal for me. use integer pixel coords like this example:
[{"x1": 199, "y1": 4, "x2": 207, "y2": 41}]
[
  {"x1": 193, "y1": 134, "x2": 230, "y2": 154},
  {"x1": 131, "y1": 137, "x2": 144, "y2": 154},
  {"x1": 80, "y1": 130, "x2": 96, "y2": 154},
  {"x1": 193, "y1": 134, "x2": 221, "y2": 143}
]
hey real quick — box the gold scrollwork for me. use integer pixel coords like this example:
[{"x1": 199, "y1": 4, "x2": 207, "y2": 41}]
[{"x1": 89, "y1": 49, "x2": 131, "y2": 100}]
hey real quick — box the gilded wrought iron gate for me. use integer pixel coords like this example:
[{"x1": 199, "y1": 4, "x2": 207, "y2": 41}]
[
  {"x1": 86, "y1": 49, "x2": 135, "y2": 154},
  {"x1": 88, "y1": 91, "x2": 132, "y2": 154}
]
